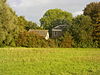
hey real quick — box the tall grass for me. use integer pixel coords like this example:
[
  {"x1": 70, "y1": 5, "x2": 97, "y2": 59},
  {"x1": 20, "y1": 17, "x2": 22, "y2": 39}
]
[{"x1": 0, "y1": 48, "x2": 100, "y2": 75}]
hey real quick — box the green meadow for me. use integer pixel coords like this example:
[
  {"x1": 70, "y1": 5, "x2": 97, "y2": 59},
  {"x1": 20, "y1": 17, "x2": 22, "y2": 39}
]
[{"x1": 0, "y1": 48, "x2": 100, "y2": 75}]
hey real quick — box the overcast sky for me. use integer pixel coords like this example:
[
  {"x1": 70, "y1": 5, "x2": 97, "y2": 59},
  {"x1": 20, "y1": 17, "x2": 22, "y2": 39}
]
[{"x1": 7, "y1": 0, "x2": 99, "y2": 24}]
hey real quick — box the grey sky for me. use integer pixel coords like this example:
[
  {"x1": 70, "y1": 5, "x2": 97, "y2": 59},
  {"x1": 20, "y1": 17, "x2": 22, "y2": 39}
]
[{"x1": 7, "y1": 0, "x2": 99, "y2": 24}]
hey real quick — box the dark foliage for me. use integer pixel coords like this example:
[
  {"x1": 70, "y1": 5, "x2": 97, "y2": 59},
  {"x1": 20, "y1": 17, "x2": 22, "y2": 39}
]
[
  {"x1": 56, "y1": 32, "x2": 73, "y2": 48},
  {"x1": 16, "y1": 31, "x2": 56, "y2": 48}
]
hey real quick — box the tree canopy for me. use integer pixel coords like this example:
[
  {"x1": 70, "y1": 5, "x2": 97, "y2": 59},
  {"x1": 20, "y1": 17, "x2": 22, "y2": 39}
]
[
  {"x1": 17, "y1": 16, "x2": 38, "y2": 31},
  {"x1": 84, "y1": 2, "x2": 100, "y2": 23},
  {"x1": 40, "y1": 9, "x2": 73, "y2": 29},
  {"x1": 0, "y1": 0, "x2": 38, "y2": 47},
  {"x1": 84, "y1": 2, "x2": 100, "y2": 46},
  {"x1": 69, "y1": 15, "x2": 97, "y2": 47},
  {"x1": 0, "y1": 0, "x2": 20, "y2": 46}
]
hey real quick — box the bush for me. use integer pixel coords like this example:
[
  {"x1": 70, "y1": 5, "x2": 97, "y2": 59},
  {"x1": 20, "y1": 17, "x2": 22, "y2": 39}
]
[
  {"x1": 56, "y1": 32, "x2": 73, "y2": 48},
  {"x1": 16, "y1": 31, "x2": 56, "y2": 48}
]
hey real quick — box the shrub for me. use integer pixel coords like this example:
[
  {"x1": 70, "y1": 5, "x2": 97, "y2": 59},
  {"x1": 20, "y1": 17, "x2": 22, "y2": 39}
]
[
  {"x1": 56, "y1": 32, "x2": 73, "y2": 48},
  {"x1": 16, "y1": 31, "x2": 56, "y2": 48}
]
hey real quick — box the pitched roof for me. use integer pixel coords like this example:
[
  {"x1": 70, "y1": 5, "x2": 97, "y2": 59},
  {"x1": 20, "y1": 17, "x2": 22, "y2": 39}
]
[
  {"x1": 29, "y1": 29, "x2": 49, "y2": 37},
  {"x1": 52, "y1": 25, "x2": 67, "y2": 31},
  {"x1": 54, "y1": 25, "x2": 67, "y2": 29}
]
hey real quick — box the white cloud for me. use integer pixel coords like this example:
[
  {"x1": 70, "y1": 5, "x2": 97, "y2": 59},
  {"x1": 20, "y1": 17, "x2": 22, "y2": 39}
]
[
  {"x1": 7, "y1": 0, "x2": 99, "y2": 23},
  {"x1": 8, "y1": 0, "x2": 50, "y2": 8},
  {"x1": 73, "y1": 11, "x2": 83, "y2": 17}
]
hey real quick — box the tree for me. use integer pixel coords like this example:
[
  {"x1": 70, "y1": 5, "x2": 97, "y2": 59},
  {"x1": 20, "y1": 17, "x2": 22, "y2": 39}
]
[
  {"x1": 84, "y1": 2, "x2": 100, "y2": 23},
  {"x1": 84, "y1": 2, "x2": 100, "y2": 47},
  {"x1": 0, "y1": 0, "x2": 20, "y2": 47},
  {"x1": 40, "y1": 9, "x2": 73, "y2": 29},
  {"x1": 70, "y1": 15, "x2": 97, "y2": 48},
  {"x1": 93, "y1": 20, "x2": 100, "y2": 47},
  {"x1": 25, "y1": 21, "x2": 38, "y2": 31},
  {"x1": 17, "y1": 16, "x2": 38, "y2": 31}
]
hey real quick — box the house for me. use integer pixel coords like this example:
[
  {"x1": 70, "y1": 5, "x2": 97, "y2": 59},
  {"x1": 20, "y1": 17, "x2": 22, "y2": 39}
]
[
  {"x1": 51, "y1": 25, "x2": 67, "y2": 38},
  {"x1": 28, "y1": 25, "x2": 67, "y2": 39},
  {"x1": 29, "y1": 29, "x2": 49, "y2": 40}
]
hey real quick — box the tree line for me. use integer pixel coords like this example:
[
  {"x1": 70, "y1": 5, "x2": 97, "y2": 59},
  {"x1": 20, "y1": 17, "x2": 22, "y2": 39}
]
[{"x1": 0, "y1": 0, "x2": 100, "y2": 48}]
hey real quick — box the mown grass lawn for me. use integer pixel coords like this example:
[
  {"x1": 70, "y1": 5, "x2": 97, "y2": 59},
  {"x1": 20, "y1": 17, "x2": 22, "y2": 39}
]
[{"x1": 0, "y1": 48, "x2": 100, "y2": 75}]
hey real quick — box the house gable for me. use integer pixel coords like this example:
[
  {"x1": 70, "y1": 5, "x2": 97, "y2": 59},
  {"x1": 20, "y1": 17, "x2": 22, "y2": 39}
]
[
  {"x1": 29, "y1": 29, "x2": 49, "y2": 40},
  {"x1": 51, "y1": 25, "x2": 67, "y2": 38}
]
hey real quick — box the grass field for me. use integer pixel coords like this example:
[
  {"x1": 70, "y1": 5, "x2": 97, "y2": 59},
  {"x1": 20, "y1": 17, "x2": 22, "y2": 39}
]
[{"x1": 0, "y1": 48, "x2": 100, "y2": 75}]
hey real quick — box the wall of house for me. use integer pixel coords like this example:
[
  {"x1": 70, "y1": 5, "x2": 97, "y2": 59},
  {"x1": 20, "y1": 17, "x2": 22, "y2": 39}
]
[
  {"x1": 45, "y1": 32, "x2": 49, "y2": 40},
  {"x1": 52, "y1": 31, "x2": 63, "y2": 38}
]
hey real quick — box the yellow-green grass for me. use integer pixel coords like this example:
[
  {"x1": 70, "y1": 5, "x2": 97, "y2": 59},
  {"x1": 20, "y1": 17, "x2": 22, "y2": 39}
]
[{"x1": 0, "y1": 48, "x2": 100, "y2": 75}]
